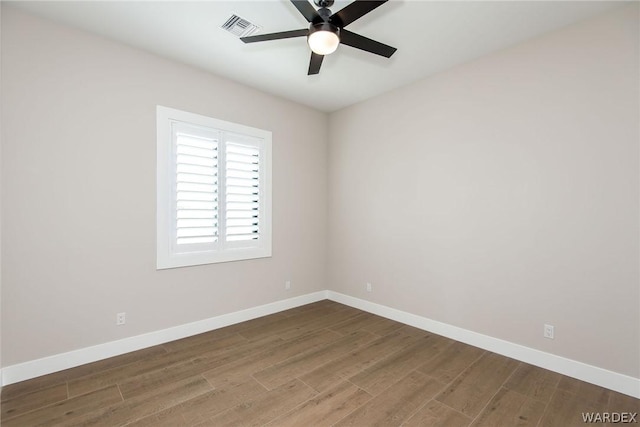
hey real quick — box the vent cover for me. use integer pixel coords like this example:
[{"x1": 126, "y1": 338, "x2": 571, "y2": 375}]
[{"x1": 221, "y1": 15, "x2": 260, "y2": 38}]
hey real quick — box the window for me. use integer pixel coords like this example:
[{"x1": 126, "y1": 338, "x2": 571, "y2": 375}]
[{"x1": 157, "y1": 106, "x2": 272, "y2": 269}]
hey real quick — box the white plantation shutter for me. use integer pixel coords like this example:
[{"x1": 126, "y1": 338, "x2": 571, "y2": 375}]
[
  {"x1": 225, "y1": 141, "x2": 260, "y2": 242},
  {"x1": 174, "y1": 126, "x2": 219, "y2": 249},
  {"x1": 157, "y1": 106, "x2": 271, "y2": 269}
]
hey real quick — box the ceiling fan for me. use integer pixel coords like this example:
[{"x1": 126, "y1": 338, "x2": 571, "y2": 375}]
[{"x1": 240, "y1": 0, "x2": 397, "y2": 75}]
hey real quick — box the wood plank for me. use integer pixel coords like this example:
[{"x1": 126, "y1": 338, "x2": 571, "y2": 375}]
[
  {"x1": 360, "y1": 316, "x2": 405, "y2": 336},
  {"x1": 57, "y1": 376, "x2": 211, "y2": 426},
  {"x1": 540, "y1": 389, "x2": 609, "y2": 427},
  {"x1": 129, "y1": 406, "x2": 196, "y2": 426},
  {"x1": 404, "y1": 400, "x2": 472, "y2": 427},
  {"x1": 1, "y1": 371, "x2": 68, "y2": 403},
  {"x1": 189, "y1": 312, "x2": 289, "y2": 341},
  {"x1": 266, "y1": 381, "x2": 372, "y2": 427},
  {"x1": 117, "y1": 335, "x2": 283, "y2": 399},
  {"x1": 299, "y1": 331, "x2": 422, "y2": 392},
  {"x1": 2, "y1": 385, "x2": 122, "y2": 427},
  {"x1": 129, "y1": 376, "x2": 267, "y2": 427},
  {"x1": 556, "y1": 376, "x2": 611, "y2": 406},
  {"x1": 418, "y1": 341, "x2": 485, "y2": 384},
  {"x1": 66, "y1": 346, "x2": 170, "y2": 381},
  {"x1": 608, "y1": 391, "x2": 640, "y2": 413},
  {"x1": 503, "y1": 363, "x2": 561, "y2": 403},
  {"x1": 334, "y1": 371, "x2": 444, "y2": 426},
  {"x1": 329, "y1": 312, "x2": 381, "y2": 335},
  {"x1": 237, "y1": 305, "x2": 344, "y2": 340},
  {"x1": 276, "y1": 306, "x2": 363, "y2": 341},
  {"x1": 67, "y1": 333, "x2": 270, "y2": 397},
  {"x1": 206, "y1": 379, "x2": 317, "y2": 426},
  {"x1": 471, "y1": 387, "x2": 546, "y2": 427},
  {"x1": 202, "y1": 329, "x2": 341, "y2": 388},
  {"x1": 349, "y1": 333, "x2": 453, "y2": 395},
  {"x1": 1, "y1": 345, "x2": 168, "y2": 403},
  {"x1": 162, "y1": 329, "x2": 247, "y2": 353},
  {"x1": 159, "y1": 333, "x2": 248, "y2": 358},
  {"x1": 252, "y1": 330, "x2": 377, "y2": 389},
  {"x1": 396, "y1": 324, "x2": 431, "y2": 338},
  {"x1": 162, "y1": 313, "x2": 287, "y2": 352},
  {"x1": 1, "y1": 383, "x2": 67, "y2": 421},
  {"x1": 435, "y1": 352, "x2": 519, "y2": 417}
]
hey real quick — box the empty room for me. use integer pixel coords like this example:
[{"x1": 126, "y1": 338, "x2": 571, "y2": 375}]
[{"x1": 1, "y1": 0, "x2": 639, "y2": 425}]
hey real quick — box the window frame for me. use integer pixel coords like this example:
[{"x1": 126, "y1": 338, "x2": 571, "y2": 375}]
[{"x1": 157, "y1": 105, "x2": 272, "y2": 269}]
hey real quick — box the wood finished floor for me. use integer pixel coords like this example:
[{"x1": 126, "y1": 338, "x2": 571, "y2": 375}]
[{"x1": 2, "y1": 300, "x2": 638, "y2": 426}]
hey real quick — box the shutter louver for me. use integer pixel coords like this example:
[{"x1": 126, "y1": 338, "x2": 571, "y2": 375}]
[
  {"x1": 226, "y1": 142, "x2": 260, "y2": 242},
  {"x1": 175, "y1": 132, "x2": 218, "y2": 245}
]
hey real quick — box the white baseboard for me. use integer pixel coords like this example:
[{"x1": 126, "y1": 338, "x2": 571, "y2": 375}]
[
  {"x1": 326, "y1": 291, "x2": 640, "y2": 399},
  {"x1": 3, "y1": 289, "x2": 638, "y2": 399},
  {"x1": 1, "y1": 291, "x2": 327, "y2": 386}
]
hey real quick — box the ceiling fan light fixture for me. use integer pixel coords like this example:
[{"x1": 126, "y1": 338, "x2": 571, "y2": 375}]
[{"x1": 308, "y1": 22, "x2": 340, "y2": 55}]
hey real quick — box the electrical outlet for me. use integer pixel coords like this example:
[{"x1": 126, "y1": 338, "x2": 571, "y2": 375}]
[
  {"x1": 544, "y1": 324, "x2": 554, "y2": 339},
  {"x1": 366, "y1": 282, "x2": 372, "y2": 292},
  {"x1": 117, "y1": 312, "x2": 126, "y2": 326},
  {"x1": 285, "y1": 280, "x2": 291, "y2": 290}
]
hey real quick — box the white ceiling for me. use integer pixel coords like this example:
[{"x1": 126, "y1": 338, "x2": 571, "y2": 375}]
[{"x1": 7, "y1": 0, "x2": 625, "y2": 112}]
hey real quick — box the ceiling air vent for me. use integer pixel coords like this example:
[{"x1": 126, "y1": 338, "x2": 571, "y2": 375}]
[{"x1": 221, "y1": 15, "x2": 260, "y2": 38}]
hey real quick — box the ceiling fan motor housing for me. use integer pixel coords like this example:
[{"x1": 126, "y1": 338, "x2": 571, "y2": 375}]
[
  {"x1": 314, "y1": 0, "x2": 335, "y2": 8},
  {"x1": 308, "y1": 21, "x2": 340, "y2": 40}
]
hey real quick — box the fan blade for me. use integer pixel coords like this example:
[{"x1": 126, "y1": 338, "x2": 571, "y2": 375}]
[
  {"x1": 291, "y1": 0, "x2": 321, "y2": 22},
  {"x1": 340, "y1": 29, "x2": 396, "y2": 58},
  {"x1": 308, "y1": 52, "x2": 324, "y2": 75},
  {"x1": 330, "y1": 0, "x2": 387, "y2": 27},
  {"x1": 241, "y1": 29, "x2": 308, "y2": 43}
]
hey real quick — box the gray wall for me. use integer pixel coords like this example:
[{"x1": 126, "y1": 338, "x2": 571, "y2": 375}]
[
  {"x1": 1, "y1": 7, "x2": 328, "y2": 366},
  {"x1": 327, "y1": 5, "x2": 639, "y2": 378}
]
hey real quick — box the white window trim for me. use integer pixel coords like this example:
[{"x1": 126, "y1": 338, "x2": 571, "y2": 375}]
[{"x1": 157, "y1": 106, "x2": 272, "y2": 269}]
